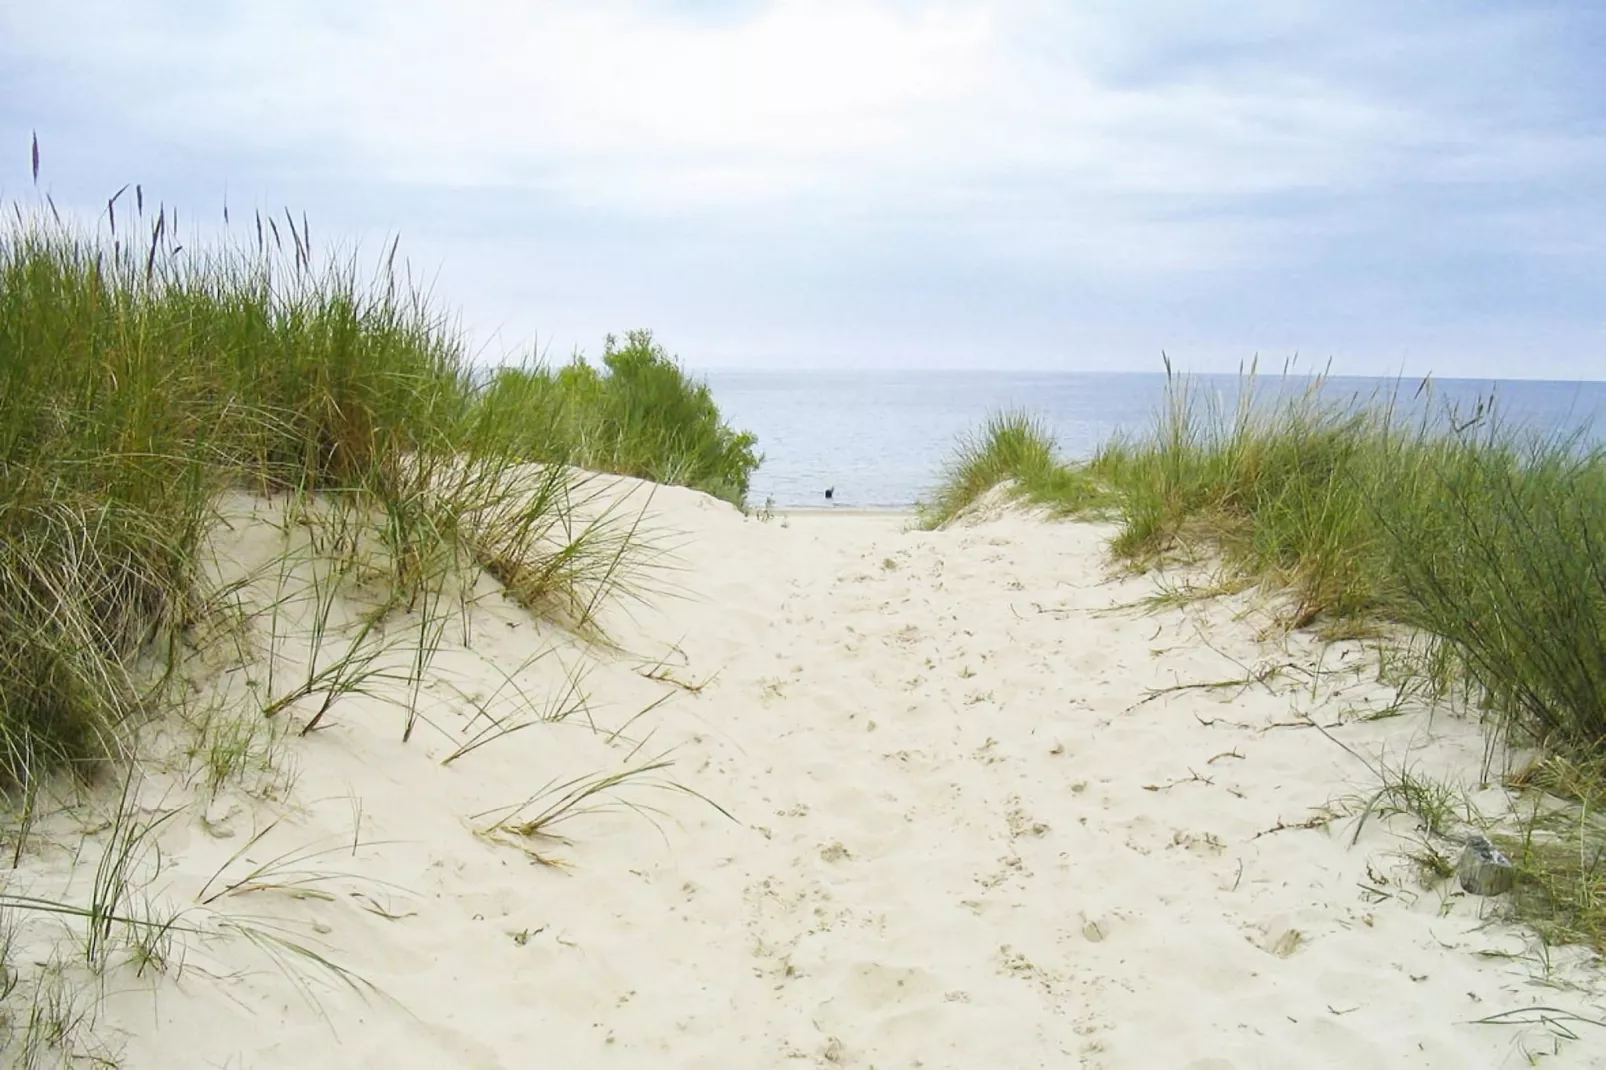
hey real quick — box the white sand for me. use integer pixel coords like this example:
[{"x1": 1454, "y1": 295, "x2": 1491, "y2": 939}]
[{"x1": 11, "y1": 479, "x2": 1605, "y2": 1068}]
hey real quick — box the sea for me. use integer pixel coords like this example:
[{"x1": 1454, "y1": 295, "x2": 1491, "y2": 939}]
[{"x1": 700, "y1": 371, "x2": 1606, "y2": 511}]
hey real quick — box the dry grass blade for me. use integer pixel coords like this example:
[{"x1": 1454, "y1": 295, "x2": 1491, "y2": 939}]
[
  {"x1": 196, "y1": 821, "x2": 402, "y2": 906},
  {"x1": 441, "y1": 657, "x2": 589, "y2": 766},
  {"x1": 212, "y1": 916, "x2": 378, "y2": 1005},
  {"x1": 476, "y1": 759, "x2": 678, "y2": 844},
  {"x1": 473, "y1": 751, "x2": 734, "y2": 865},
  {"x1": 1472, "y1": 1005, "x2": 1606, "y2": 1039},
  {"x1": 636, "y1": 641, "x2": 720, "y2": 693}
]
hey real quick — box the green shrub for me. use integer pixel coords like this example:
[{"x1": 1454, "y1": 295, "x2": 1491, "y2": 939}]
[{"x1": 476, "y1": 330, "x2": 760, "y2": 507}]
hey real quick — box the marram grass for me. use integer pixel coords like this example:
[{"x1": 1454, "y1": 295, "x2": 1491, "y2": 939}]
[
  {"x1": 919, "y1": 411, "x2": 1111, "y2": 528},
  {"x1": 0, "y1": 150, "x2": 750, "y2": 1064},
  {"x1": 931, "y1": 371, "x2": 1606, "y2": 752},
  {"x1": 929, "y1": 368, "x2": 1606, "y2": 949},
  {"x1": 0, "y1": 180, "x2": 757, "y2": 799}
]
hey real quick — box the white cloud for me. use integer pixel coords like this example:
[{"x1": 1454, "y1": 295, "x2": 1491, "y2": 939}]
[
  {"x1": 2, "y1": 1, "x2": 1492, "y2": 205},
  {"x1": 4, "y1": 0, "x2": 1603, "y2": 375},
  {"x1": 119, "y1": 1, "x2": 1000, "y2": 202}
]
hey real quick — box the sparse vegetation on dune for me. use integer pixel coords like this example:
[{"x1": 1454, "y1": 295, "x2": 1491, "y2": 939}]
[{"x1": 928, "y1": 365, "x2": 1606, "y2": 950}]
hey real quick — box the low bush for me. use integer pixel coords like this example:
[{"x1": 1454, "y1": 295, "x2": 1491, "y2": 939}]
[{"x1": 476, "y1": 330, "x2": 760, "y2": 507}]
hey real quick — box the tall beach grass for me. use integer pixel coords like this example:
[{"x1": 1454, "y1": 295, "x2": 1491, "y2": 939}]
[
  {"x1": 0, "y1": 202, "x2": 459, "y2": 795},
  {"x1": 927, "y1": 367, "x2": 1606, "y2": 945},
  {"x1": 0, "y1": 151, "x2": 759, "y2": 1062},
  {"x1": 917, "y1": 412, "x2": 1109, "y2": 526},
  {"x1": 0, "y1": 170, "x2": 758, "y2": 802},
  {"x1": 929, "y1": 369, "x2": 1606, "y2": 751}
]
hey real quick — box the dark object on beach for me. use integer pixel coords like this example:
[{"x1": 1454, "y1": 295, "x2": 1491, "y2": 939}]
[
  {"x1": 1456, "y1": 835, "x2": 1514, "y2": 896},
  {"x1": 825, "y1": 487, "x2": 834, "y2": 501}
]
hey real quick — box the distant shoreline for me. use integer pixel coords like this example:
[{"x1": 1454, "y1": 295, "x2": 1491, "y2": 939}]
[
  {"x1": 772, "y1": 506, "x2": 915, "y2": 519},
  {"x1": 714, "y1": 370, "x2": 1606, "y2": 511}
]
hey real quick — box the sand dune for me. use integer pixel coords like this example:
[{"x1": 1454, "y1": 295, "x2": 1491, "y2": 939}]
[{"x1": 12, "y1": 480, "x2": 1604, "y2": 1068}]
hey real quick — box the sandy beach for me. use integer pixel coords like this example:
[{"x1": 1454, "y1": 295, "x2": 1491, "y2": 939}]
[{"x1": 14, "y1": 479, "x2": 1604, "y2": 1069}]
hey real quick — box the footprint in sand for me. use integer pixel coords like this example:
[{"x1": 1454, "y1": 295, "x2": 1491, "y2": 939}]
[{"x1": 819, "y1": 841, "x2": 852, "y2": 863}]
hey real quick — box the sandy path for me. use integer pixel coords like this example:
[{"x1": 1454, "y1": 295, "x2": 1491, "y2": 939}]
[
  {"x1": 38, "y1": 488, "x2": 1606, "y2": 1068},
  {"x1": 620, "y1": 505, "x2": 1601, "y2": 1069}
]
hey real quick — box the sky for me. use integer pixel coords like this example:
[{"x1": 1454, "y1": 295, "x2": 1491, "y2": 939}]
[{"x1": 2, "y1": 1, "x2": 1604, "y2": 379}]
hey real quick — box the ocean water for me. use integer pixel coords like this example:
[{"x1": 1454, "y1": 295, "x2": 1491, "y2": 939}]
[{"x1": 702, "y1": 371, "x2": 1606, "y2": 510}]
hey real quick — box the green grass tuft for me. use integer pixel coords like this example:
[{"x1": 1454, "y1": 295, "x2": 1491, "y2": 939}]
[{"x1": 919, "y1": 411, "x2": 1111, "y2": 528}]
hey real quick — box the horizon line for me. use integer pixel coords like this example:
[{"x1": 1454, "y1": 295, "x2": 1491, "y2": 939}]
[{"x1": 688, "y1": 366, "x2": 1606, "y2": 385}]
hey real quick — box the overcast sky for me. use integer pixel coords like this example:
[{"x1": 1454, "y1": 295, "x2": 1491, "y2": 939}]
[{"x1": 3, "y1": 1, "x2": 1603, "y2": 378}]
